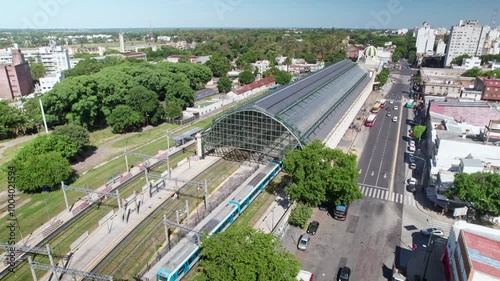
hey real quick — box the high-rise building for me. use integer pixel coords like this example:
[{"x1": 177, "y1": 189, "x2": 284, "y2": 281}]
[
  {"x1": 445, "y1": 20, "x2": 488, "y2": 66},
  {"x1": 416, "y1": 22, "x2": 436, "y2": 55},
  {"x1": 0, "y1": 46, "x2": 70, "y2": 74},
  {"x1": 436, "y1": 39, "x2": 447, "y2": 55},
  {"x1": 0, "y1": 49, "x2": 34, "y2": 99}
]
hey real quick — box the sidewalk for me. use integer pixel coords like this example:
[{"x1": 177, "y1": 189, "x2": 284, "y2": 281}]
[
  {"x1": 255, "y1": 190, "x2": 291, "y2": 235},
  {"x1": 0, "y1": 144, "x2": 191, "y2": 275},
  {"x1": 40, "y1": 156, "x2": 220, "y2": 281}
]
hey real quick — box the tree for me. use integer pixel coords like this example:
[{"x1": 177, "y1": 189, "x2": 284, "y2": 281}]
[
  {"x1": 446, "y1": 172, "x2": 500, "y2": 216},
  {"x1": 205, "y1": 55, "x2": 232, "y2": 77},
  {"x1": 196, "y1": 225, "x2": 300, "y2": 281},
  {"x1": 14, "y1": 151, "x2": 73, "y2": 193},
  {"x1": 288, "y1": 203, "x2": 313, "y2": 228},
  {"x1": 14, "y1": 134, "x2": 79, "y2": 161},
  {"x1": 217, "y1": 76, "x2": 232, "y2": 93},
  {"x1": 106, "y1": 105, "x2": 144, "y2": 134},
  {"x1": 30, "y1": 62, "x2": 47, "y2": 81},
  {"x1": 53, "y1": 124, "x2": 90, "y2": 151},
  {"x1": 462, "y1": 68, "x2": 484, "y2": 77},
  {"x1": 375, "y1": 68, "x2": 390, "y2": 87},
  {"x1": 451, "y1": 54, "x2": 472, "y2": 66},
  {"x1": 238, "y1": 70, "x2": 255, "y2": 85},
  {"x1": 413, "y1": 125, "x2": 426, "y2": 141},
  {"x1": 126, "y1": 85, "x2": 164, "y2": 125},
  {"x1": 283, "y1": 140, "x2": 362, "y2": 207},
  {"x1": 165, "y1": 99, "x2": 183, "y2": 119},
  {"x1": 274, "y1": 70, "x2": 292, "y2": 85}
]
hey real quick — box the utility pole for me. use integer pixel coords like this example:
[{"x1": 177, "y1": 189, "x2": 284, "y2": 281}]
[{"x1": 39, "y1": 97, "x2": 49, "y2": 134}]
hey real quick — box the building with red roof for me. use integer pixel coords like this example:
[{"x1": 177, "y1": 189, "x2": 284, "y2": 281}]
[
  {"x1": 444, "y1": 220, "x2": 500, "y2": 281},
  {"x1": 231, "y1": 76, "x2": 275, "y2": 96}
]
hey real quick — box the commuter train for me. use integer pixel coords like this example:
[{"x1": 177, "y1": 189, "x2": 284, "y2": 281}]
[{"x1": 156, "y1": 161, "x2": 282, "y2": 281}]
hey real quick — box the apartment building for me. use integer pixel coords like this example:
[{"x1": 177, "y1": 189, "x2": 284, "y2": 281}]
[
  {"x1": 0, "y1": 49, "x2": 33, "y2": 99},
  {"x1": 445, "y1": 20, "x2": 488, "y2": 66}
]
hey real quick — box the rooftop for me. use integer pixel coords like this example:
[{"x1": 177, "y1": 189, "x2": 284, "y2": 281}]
[
  {"x1": 429, "y1": 101, "x2": 500, "y2": 127},
  {"x1": 232, "y1": 76, "x2": 275, "y2": 95},
  {"x1": 461, "y1": 158, "x2": 483, "y2": 168},
  {"x1": 463, "y1": 231, "x2": 500, "y2": 278}
]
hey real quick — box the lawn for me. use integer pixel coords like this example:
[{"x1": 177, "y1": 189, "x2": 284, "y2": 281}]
[
  {"x1": 0, "y1": 116, "x2": 217, "y2": 243},
  {"x1": 88, "y1": 127, "x2": 119, "y2": 147}
]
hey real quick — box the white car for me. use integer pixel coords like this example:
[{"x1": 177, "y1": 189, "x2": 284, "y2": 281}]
[
  {"x1": 394, "y1": 106, "x2": 399, "y2": 110},
  {"x1": 392, "y1": 116, "x2": 398, "y2": 122},
  {"x1": 409, "y1": 140, "x2": 415, "y2": 147},
  {"x1": 408, "y1": 177, "x2": 418, "y2": 185},
  {"x1": 420, "y1": 228, "x2": 445, "y2": 237},
  {"x1": 408, "y1": 145, "x2": 415, "y2": 152},
  {"x1": 390, "y1": 100, "x2": 394, "y2": 104}
]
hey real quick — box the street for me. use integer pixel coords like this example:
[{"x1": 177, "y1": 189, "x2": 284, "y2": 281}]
[{"x1": 282, "y1": 62, "x2": 428, "y2": 281}]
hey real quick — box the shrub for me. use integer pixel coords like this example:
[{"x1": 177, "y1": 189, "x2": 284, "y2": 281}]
[{"x1": 288, "y1": 203, "x2": 313, "y2": 228}]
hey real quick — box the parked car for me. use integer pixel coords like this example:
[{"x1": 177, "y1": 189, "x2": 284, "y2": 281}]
[
  {"x1": 409, "y1": 156, "x2": 417, "y2": 163},
  {"x1": 307, "y1": 221, "x2": 320, "y2": 235},
  {"x1": 338, "y1": 267, "x2": 351, "y2": 281},
  {"x1": 319, "y1": 201, "x2": 329, "y2": 211},
  {"x1": 420, "y1": 228, "x2": 445, "y2": 237},
  {"x1": 298, "y1": 234, "x2": 311, "y2": 250},
  {"x1": 406, "y1": 184, "x2": 416, "y2": 193},
  {"x1": 409, "y1": 163, "x2": 417, "y2": 170},
  {"x1": 408, "y1": 177, "x2": 418, "y2": 185},
  {"x1": 408, "y1": 145, "x2": 415, "y2": 152}
]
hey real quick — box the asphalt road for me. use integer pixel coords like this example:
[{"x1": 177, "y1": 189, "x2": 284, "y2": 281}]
[{"x1": 283, "y1": 62, "x2": 419, "y2": 281}]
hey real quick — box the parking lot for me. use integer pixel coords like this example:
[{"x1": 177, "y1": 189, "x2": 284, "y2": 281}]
[{"x1": 282, "y1": 198, "x2": 402, "y2": 281}]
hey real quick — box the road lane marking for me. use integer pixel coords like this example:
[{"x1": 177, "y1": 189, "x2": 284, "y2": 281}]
[{"x1": 388, "y1": 79, "x2": 405, "y2": 196}]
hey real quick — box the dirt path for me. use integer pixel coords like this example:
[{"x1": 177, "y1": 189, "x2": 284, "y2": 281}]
[
  {"x1": 72, "y1": 126, "x2": 156, "y2": 174},
  {"x1": 0, "y1": 134, "x2": 40, "y2": 159}
]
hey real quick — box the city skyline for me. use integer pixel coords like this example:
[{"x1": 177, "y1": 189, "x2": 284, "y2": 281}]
[{"x1": 1, "y1": 0, "x2": 498, "y2": 30}]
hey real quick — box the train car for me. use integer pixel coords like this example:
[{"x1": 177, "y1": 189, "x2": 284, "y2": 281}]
[
  {"x1": 229, "y1": 162, "x2": 282, "y2": 213},
  {"x1": 155, "y1": 162, "x2": 282, "y2": 281}
]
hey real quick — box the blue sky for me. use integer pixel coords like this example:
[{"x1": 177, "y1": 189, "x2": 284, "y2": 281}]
[{"x1": 2, "y1": 0, "x2": 498, "y2": 29}]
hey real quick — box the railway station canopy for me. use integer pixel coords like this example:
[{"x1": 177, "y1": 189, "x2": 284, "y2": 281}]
[{"x1": 203, "y1": 59, "x2": 371, "y2": 162}]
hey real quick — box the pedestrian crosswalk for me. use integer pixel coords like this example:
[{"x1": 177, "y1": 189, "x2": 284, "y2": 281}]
[{"x1": 359, "y1": 184, "x2": 417, "y2": 207}]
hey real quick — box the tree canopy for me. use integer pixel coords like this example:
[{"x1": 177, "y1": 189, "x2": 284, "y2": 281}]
[
  {"x1": 52, "y1": 124, "x2": 90, "y2": 151},
  {"x1": 283, "y1": 140, "x2": 362, "y2": 207},
  {"x1": 446, "y1": 172, "x2": 500, "y2": 216},
  {"x1": 375, "y1": 68, "x2": 390, "y2": 87},
  {"x1": 14, "y1": 151, "x2": 73, "y2": 193},
  {"x1": 106, "y1": 104, "x2": 144, "y2": 134},
  {"x1": 196, "y1": 225, "x2": 300, "y2": 281},
  {"x1": 412, "y1": 125, "x2": 426, "y2": 141},
  {"x1": 217, "y1": 76, "x2": 232, "y2": 93},
  {"x1": 238, "y1": 70, "x2": 255, "y2": 84},
  {"x1": 205, "y1": 54, "x2": 232, "y2": 77}
]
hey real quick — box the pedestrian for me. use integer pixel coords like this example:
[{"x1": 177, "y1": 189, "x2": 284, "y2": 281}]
[{"x1": 413, "y1": 244, "x2": 417, "y2": 251}]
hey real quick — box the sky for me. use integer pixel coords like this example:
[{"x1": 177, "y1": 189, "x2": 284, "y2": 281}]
[{"x1": 1, "y1": 0, "x2": 498, "y2": 30}]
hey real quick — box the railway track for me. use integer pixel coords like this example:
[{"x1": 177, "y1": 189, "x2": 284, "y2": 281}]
[
  {"x1": 1, "y1": 144, "x2": 196, "y2": 281},
  {"x1": 90, "y1": 159, "x2": 240, "y2": 279}
]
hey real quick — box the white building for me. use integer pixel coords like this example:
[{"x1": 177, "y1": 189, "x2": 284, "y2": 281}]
[
  {"x1": 491, "y1": 60, "x2": 500, "y2": 70},
  {"x1": 462, "y1": 56, "x2": 481, "y2": 70},
  {"x1": 436, "y1": 39, "x2": 447, "y2": 55},
  {"x1": 482, "y1": 27, "x2": 500, "y2": 55},
  {"x1": 445, "y1": 20, "x2": 488, "y2": 66},
  {"x1": 0, "y1": 46, "x2": 71, "y2": 73},
  {"x1": 416, "y1": 22, "x2": 436, "y2": 55},
  {"x1": 39, "y1": 72, "x2": 64, "y2": 93},
  {"x1": 251, "y1": 60, "x2": 270, "y2": 74}
]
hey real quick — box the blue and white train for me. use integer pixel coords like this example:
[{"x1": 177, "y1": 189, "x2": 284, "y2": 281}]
[{"x1": 156, "y1": 161, "x2": 282, "y2": 281}]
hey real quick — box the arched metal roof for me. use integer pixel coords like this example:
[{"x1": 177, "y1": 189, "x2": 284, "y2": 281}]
[{"x1": 203, "y1": 60, "x2": 371, "y2": 161}]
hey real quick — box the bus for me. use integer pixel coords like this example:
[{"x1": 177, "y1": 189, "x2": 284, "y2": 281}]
[
  {"x1": 371, "y1": 101, "x2": 381, "y2": 113},
  {"x1": 365, "y1": 114, "x2": 377, "y2": 127},
  {"x1": 379, "y1": 99, "x2": 387, "y2": 108},
  {"x1": 406, "y1": 100, "x2": 414, "y2": 109},
  {"x1": 333, "y1": 205, "x2": 349, "y2": 221}
]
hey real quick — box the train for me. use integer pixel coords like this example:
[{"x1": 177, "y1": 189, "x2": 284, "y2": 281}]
[{"x1": 156, "y1": 161, "x2": 282, "y2": 281}]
